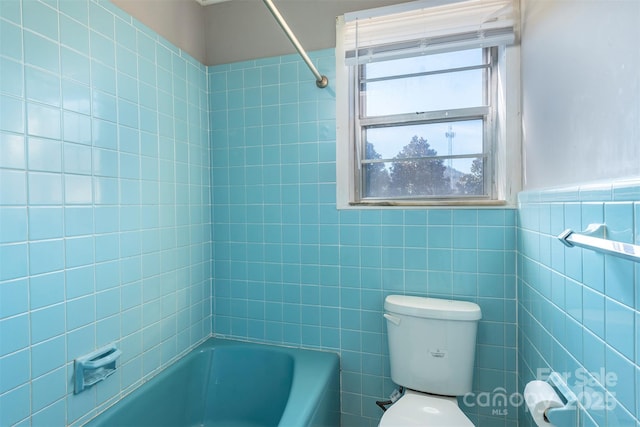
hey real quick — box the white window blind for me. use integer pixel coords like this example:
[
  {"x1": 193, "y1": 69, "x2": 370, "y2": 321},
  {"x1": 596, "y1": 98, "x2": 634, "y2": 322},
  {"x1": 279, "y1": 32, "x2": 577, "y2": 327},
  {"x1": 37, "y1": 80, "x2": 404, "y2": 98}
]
[{"x1": 342, "y1": 0, "x2": 518, "y2": 65}]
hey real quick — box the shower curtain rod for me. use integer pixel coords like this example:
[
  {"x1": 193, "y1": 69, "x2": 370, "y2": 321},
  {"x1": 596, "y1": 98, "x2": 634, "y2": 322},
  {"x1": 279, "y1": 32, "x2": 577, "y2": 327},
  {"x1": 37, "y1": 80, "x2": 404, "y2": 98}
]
[{"x1": 262, "y1": 0, "x2": 329, "y2": 88}]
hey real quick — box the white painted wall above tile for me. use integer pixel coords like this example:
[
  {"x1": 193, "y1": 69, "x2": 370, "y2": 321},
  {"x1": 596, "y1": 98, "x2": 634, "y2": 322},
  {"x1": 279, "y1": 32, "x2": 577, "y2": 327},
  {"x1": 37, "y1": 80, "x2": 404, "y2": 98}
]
[
  {"x1": 110, "y1": 0, "x2": 207, "y2": 63},
  {"x1": 110, "y1": 0, "x2": 414, "y2": 66},
  {"x1": 521, "y1": 0, "x2": 640, "y2": 190}
]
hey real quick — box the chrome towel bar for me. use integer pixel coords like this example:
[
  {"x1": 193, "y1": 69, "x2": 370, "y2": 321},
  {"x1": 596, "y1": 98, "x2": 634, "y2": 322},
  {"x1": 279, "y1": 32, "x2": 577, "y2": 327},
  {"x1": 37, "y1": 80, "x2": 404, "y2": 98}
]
[{"x1": 557, "y1": 223, "x2": 640, "y2": 263}]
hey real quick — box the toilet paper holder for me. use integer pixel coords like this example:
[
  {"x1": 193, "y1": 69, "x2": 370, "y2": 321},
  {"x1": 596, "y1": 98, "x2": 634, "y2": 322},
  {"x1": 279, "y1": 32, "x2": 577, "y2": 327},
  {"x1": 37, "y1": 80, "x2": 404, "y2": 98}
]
[{"x1": 545, "y1": 372, "x2": 578, "y2": 426}]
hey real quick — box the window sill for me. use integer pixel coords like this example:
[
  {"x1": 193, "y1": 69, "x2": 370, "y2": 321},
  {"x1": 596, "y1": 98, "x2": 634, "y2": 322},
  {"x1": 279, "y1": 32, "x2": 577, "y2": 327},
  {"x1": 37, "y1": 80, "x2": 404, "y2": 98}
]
[{"x1": 344, "y1": 199, "x2": 510, "y2": 209}]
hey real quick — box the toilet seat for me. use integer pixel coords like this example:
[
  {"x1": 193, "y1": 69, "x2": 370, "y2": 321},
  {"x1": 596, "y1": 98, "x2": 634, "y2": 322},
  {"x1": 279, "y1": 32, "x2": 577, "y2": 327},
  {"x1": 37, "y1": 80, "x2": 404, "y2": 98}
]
[{"x1": 378, "y1": 390, "x2": 474, "y2": 427}]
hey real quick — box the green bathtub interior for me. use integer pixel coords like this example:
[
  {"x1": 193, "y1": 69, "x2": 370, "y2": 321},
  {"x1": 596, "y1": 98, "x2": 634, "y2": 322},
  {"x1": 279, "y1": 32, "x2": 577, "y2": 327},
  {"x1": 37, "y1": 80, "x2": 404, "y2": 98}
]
[{"x1": 83, "y1": 338, "x2": 339, "y2": 427}]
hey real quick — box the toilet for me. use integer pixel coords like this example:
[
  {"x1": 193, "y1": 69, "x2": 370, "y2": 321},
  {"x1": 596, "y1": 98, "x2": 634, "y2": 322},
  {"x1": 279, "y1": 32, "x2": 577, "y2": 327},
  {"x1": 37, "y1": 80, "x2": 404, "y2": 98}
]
[{"x1": 379, "y1": 295, "x2": 482, "y2": 426}]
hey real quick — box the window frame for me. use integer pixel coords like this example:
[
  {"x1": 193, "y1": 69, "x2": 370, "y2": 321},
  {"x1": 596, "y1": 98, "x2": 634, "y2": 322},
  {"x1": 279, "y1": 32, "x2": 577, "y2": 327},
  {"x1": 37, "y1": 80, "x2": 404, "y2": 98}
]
[
  {"x1": 352, "y1": 47, "x2": 497, "y2": 203},
  {"x1": 336, "y1": 14, "x2": 521, "y2": 209}
]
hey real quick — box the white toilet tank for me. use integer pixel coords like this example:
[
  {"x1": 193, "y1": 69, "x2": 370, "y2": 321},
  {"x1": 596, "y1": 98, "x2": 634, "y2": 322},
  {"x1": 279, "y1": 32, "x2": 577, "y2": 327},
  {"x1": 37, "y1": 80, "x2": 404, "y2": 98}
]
[{"x1": 384, "y1": 295, "x2": 481, "y2": 396}]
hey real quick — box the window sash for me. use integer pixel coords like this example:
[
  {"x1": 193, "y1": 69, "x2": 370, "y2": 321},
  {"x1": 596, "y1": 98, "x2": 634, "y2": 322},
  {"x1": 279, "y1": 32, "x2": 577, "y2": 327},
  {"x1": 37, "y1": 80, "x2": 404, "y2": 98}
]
[
  {"x1": 358, "y1": 107, "x2": 490, "y2": 127},
  {"x1": 361, "y1": 151, "x2": 486, "y2": 165},
  {"x1": 361, "y1": 62, "x2": 490, "y2": 85},
  {"x1": 356, "y1": 121, "x2": 491, "y2": 200}
]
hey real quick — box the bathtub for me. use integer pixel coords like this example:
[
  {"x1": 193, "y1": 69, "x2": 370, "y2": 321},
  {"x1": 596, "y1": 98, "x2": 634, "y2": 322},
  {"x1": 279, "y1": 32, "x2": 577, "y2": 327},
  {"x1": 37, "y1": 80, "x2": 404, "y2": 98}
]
[{"x1": 84, "y1": 338, "x2": 340, "y2": 427}]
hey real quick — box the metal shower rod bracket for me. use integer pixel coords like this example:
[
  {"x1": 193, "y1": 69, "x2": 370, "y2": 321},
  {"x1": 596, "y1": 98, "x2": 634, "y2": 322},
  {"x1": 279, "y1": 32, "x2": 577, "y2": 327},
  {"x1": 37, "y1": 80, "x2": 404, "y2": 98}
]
[{"x1": 262, "y1": 0, "x2": 329, "y2": 88}]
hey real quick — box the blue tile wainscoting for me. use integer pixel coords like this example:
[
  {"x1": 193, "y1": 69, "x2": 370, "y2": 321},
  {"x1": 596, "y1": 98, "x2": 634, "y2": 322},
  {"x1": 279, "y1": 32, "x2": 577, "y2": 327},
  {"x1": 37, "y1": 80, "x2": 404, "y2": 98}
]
[
  {"x1": 518, "y1": 178, "x2": 640, "y2": 427},
  {"x1": 0, "y1": 0, "x2": 211, "y2": 425},
  {"x1": 208, "y1": 53, "x2": 518, "y2": 427}
]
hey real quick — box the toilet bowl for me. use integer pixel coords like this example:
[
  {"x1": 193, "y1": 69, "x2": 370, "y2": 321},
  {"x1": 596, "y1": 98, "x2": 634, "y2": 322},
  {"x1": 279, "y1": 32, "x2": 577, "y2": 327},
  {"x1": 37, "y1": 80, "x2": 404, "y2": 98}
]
[{"x1": 378, "y1": 389, "x2": 473, "y2": 427}]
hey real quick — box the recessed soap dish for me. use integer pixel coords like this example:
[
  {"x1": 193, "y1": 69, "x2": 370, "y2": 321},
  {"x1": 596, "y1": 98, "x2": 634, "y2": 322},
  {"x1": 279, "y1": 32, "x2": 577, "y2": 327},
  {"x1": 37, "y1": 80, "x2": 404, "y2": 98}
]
[{"x1": 74, "y1": 343, "x2": 122, "y2": 394}]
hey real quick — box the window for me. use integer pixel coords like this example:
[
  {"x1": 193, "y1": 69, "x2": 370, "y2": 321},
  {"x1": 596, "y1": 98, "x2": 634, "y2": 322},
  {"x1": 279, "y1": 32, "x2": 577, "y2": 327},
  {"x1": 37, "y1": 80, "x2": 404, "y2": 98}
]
[
  {"x1": 358, "y1": 48, "x2": 493, "y2": 200},
  {"x1": 336, "y1": 0, "x2": 521, "y2": 207}
]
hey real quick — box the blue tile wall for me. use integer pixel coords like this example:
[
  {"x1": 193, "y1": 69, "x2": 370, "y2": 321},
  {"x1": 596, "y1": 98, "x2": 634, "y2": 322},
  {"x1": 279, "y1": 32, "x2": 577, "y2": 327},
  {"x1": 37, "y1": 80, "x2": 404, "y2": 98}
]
[
  {"x1": 0, "y1": 1, "x2": 211, "y2": 425},
  {"x1": 6, "y1": 2, "x2": 619, "y2": 426},
  {"x1": 518, "y1": 178, "x2": 640, "y2": 427},
  {"x1": 208, "y1": 52, "x2": 518, "y2": 427}
]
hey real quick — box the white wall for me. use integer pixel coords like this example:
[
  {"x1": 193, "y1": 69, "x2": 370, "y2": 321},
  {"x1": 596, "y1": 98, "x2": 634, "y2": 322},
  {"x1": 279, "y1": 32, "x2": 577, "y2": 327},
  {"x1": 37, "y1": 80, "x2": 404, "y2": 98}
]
[{"x1": 521, "y1": 0, "x2": 640, "y2": 190}]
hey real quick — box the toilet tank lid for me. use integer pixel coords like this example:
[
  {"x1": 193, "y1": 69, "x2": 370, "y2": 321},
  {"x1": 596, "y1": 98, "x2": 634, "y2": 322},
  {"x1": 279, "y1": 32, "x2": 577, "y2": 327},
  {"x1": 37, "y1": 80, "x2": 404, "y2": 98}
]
[{"x1": 384, "y1": 295, "x2": 481, "y2": 321}]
